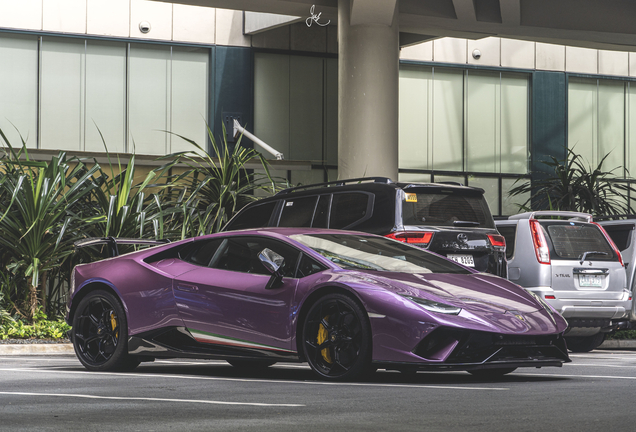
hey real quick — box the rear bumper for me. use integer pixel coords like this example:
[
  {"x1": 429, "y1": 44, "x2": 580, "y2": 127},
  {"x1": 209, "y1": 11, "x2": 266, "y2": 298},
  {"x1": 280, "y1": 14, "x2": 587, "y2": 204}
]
[{"x1": 526, "y1": 288, "x2": 631, "y2": 320}]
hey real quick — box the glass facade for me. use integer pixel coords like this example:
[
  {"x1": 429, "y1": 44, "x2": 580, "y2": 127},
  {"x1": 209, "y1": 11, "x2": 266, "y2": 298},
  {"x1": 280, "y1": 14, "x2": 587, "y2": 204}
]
[
  {"x1": 0, "y1": 33, "x2": 209, "y2": 154},
  {"x1": 568, "y1": 77, "x2": 630, "y2": 176}
]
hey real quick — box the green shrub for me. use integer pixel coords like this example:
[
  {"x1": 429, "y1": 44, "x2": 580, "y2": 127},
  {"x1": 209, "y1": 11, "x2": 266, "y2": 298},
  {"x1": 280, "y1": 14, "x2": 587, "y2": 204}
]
[
  {"x1": 607, "y1": 330, "x2": 636, "y2": 340},
  {"x1": 0, "y1": 307, "x2": 70, "y2": 340}
]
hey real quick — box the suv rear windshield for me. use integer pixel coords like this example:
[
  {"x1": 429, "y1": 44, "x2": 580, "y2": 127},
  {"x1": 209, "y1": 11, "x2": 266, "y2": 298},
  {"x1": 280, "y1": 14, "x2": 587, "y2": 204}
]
[
  {"x1": 542, "y1": 222, "x2": 616, "y2": 261},
  {"x1": 402, "y1": 190, "x2": 494, "y2": 228}
]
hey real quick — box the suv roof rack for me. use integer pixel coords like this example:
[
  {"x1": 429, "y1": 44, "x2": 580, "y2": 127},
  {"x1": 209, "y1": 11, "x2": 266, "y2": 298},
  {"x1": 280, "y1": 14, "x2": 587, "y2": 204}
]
[
  {"x1": 275, "y1": 177, "x2": 393, "y2": 195},
  {"x1": 509, "y1": 211, "x2": 593, "y2": 223}
]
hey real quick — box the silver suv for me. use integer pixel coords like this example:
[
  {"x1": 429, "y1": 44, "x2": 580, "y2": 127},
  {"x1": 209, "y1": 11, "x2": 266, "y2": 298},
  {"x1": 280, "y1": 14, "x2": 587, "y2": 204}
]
[{"x1": 496, "y1": 211, "x2": 631, "y2": 352}]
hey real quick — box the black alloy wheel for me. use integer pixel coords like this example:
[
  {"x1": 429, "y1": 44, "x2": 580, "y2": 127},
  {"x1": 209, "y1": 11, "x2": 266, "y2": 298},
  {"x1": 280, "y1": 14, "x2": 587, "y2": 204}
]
[
  {"x1": 302, "y1": 293, "x2": 371, "y2": 381},
  {"x1": 72, "y1": 290, "x2": 139, "y2": 371}
]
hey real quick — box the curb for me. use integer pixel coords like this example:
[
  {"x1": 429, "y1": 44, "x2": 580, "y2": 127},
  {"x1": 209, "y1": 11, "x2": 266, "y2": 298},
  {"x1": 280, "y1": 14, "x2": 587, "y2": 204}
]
[
  {"x1": 598, "y1": 339, "x2": 636, "y2": 350},
  {"x1": 0, "y1": 343, "x2": 74, "y2": 355}
]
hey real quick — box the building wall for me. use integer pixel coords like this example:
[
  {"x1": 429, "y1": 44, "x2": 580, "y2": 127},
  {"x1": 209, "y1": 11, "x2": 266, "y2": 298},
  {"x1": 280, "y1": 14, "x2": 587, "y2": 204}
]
[{"x1": 2, "y1": 2, "x2": 636, "y2": 213}]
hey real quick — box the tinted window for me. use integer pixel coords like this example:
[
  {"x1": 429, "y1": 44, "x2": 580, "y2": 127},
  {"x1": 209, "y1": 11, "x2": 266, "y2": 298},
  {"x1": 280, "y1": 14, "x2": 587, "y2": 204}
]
[
  {"x1": 291, "y1": 233, "x2": 470, "y2": 274},
  {"x1": 211, "y1": 236, "x2": 300, "y2": 277},
  {"x1": 312, "y1": 195, "x2": 331, "y2": 228},
  {"x1": 602, "y1": 224, "x2": 633, "y2": 252},
  {"x1": 227, "y1": 201, "x2": 277, "y2": 230},
  {"x1": 402, "y1": 190, "x2": 494, "y2": 228},
  {"x1": 543, "y1": 222, "x2": 616, "y2": 261},
  {"x1": 497, "y1": 226, "x2": 517, "y2": 260},
  {"x1": 330, "y1": 193, "x2": 370, "y2": 229},
  {"x1": 279, "y1": 196, "x2": 318, "y2": 227},
  {"x1": 297, "y1": 253, "x2": 327, "y2": 278},
  {"x1": 180, "y1": 239, "x2": 225, "y2": 267}
]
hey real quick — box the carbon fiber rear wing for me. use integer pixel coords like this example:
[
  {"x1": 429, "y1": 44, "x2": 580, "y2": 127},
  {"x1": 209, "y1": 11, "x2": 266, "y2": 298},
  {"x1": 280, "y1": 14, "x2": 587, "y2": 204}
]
[{"x1": 74, "y1": 237, "x2": 170, "y2": 257}]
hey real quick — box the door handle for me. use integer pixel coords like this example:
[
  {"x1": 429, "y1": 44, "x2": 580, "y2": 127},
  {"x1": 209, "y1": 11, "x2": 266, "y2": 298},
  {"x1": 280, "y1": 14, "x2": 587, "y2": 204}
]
[{"x1": 175, "y1": 284, "x2": 199, "y2": 292}]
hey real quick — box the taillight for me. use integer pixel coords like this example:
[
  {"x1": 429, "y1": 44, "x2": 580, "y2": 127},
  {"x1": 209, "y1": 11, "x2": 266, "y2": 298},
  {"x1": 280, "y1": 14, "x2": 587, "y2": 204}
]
[
  {"x1": 487, "y1": 234, "x2": 506, "y2": 248},
  {"x1": 529, "y1": 219, "x2": 550, "y2": 264},
  {"x1": 385, "y1": 231, "x2": 433, "y2": 246},
  {"x1": 592, "y1": 222, "x2": 624, "y2": 266},
  {"x1": 545, "y1": 295, "x2": 556, "y2": 300}
]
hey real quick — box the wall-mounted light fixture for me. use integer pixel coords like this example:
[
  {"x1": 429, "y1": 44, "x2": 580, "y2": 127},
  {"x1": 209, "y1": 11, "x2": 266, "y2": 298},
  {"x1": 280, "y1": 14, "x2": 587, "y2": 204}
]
[{"x1": 139, "y1": 21, "x2": 151, "y2": 33}]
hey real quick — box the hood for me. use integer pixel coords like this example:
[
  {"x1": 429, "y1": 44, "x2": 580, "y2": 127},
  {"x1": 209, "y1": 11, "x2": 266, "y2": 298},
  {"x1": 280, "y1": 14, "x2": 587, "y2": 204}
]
[
  {"x1": 339, "y1": 270, "x2": 567, "y2": 334},
  {"x1": 351, "y1": 271, "x2": 540, "y2": 313}
]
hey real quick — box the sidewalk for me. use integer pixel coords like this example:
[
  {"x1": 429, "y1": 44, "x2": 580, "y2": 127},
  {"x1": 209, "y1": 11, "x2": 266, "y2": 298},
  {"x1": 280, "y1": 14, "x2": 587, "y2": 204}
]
[{"x1": 0, "y1": 343, "x2": 74, "y2": 355}]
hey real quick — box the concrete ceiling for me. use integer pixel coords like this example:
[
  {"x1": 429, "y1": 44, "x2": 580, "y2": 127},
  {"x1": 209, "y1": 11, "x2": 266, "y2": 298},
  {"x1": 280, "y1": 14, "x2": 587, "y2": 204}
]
[{"x1": 156, "y1": 0, "x2": 636, "y2": 51}]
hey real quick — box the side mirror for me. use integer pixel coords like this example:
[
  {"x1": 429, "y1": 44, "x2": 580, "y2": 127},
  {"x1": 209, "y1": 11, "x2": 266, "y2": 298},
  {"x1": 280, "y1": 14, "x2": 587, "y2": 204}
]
[{"x1": 258, "y1": 248, "x2": 285, "y2": 289}]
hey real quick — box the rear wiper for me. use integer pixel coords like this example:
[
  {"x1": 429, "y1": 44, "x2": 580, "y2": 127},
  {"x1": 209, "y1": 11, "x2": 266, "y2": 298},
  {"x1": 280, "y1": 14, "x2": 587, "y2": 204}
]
[
  {"x1": 452, "y1": 220, "x2": 480, "y2": 227},
  {"x1": 579, "y1": 251, "x2": 608, "y2": 264}
]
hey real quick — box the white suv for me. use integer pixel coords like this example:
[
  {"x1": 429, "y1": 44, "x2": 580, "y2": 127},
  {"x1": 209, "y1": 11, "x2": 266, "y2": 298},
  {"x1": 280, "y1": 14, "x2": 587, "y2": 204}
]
[{"x1": 496, "y1": 211, "x2": 631, "y2": 352}]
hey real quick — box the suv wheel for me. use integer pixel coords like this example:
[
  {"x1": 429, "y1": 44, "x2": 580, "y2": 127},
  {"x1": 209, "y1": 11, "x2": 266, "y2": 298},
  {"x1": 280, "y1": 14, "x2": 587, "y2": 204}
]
[{"x1": 565, "y1": 333, "x2": 606, "y2": 353}]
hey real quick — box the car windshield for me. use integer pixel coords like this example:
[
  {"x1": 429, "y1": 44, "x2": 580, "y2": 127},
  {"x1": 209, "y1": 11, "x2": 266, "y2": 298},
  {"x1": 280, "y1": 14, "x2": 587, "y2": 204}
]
[
  {"x1": 401, "y1": 189, "x2": 494, "y2": 228},
  {"x1": 290, "y1": 233, "x2": 471, "y2": 274}
]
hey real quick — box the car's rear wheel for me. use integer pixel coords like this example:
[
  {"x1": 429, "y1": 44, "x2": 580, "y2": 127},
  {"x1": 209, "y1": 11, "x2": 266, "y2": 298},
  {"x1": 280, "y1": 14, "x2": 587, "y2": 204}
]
[
  {"x1": 468, "y1": 368, "x2": 517, "y2": 378},
  {"x1": 302, "y1": 293, "x2": 371, "y2": 381},
  {"x1": 566, "y1": 333, "x2": 606, "y2": 353},
  {"x1": 72, "y1": 290, "x2": 139, "y2": 372},
  {"x1": 227, "y1": 359, "x2": 276, "y2": 369}
]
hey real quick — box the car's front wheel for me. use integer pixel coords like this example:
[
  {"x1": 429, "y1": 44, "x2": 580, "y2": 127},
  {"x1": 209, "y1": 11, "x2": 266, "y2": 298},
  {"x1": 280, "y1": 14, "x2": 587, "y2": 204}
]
[
  {"x1": 72, "y1": 290, "x2": 139, "y2": 371},
  {"x1": 302, "y1": 293, "x2": 371, "y2": 381},
  {"x1": 566, "y1": 333, "x2": 606, "y2": 353}
]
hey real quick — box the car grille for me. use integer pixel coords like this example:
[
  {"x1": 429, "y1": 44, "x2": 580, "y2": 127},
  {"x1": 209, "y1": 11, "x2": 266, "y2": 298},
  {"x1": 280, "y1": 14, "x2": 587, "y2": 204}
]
[{"x1": 414, "y1": 327, "x2": 569, "y2": 364}]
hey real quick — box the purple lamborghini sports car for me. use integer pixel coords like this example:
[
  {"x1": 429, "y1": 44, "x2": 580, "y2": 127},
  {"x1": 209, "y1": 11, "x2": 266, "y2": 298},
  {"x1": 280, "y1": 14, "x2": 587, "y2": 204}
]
[{"x1": 67, "y1": 228, "x2": 570, "y2": 381}]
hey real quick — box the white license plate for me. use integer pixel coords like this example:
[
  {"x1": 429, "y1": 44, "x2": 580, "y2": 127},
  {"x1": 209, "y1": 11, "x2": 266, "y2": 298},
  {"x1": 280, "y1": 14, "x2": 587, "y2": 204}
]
[
  {"x1": 579, "y1": 274, "x2": 603, "y2": 287},
  {"x1": 447, "y1": 254, "x2": 475, "y2": 267}
]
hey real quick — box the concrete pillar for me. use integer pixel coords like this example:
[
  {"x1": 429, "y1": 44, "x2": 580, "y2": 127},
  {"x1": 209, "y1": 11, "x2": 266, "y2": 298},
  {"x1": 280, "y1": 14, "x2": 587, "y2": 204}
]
[{"x1": 337, "y1": 0, "x2": 400, "y2": 181}]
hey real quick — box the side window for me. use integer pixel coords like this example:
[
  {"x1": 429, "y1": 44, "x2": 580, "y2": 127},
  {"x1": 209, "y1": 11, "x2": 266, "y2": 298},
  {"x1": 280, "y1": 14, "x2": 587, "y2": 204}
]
[
  {"x1": 312, "y1": 195, "x2": 331, "y2": 228},
  {"x1": 297, "y1": 253, "x2": 327, "y2": 278},
  {"x1": 497, "y1": 226, "x2": 517, "y2": 260},
  {"x1": 602, "y1": 224, "x2": 633, "y2": 252},
  {"x1": 180, "y1": 239, "x2": 225, "y2": 267},
  {"x1": 279, "y1": 196, "x2": 318, "y2": 227},
  {"x1": 226, "y1": 201, "x2": 278, "y2": 231},
  {"x1": 211, "y1": 236, "x2": 301, "y2": 277},
  {"x1": 330, "y1": 193, "x2": 371, "y2": 229}
]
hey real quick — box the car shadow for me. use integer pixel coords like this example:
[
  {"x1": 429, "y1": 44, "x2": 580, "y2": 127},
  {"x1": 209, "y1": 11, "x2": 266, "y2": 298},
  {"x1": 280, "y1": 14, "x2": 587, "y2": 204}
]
[{"x1": 88, "y1": 360, "x2": 569, "y2": 385}]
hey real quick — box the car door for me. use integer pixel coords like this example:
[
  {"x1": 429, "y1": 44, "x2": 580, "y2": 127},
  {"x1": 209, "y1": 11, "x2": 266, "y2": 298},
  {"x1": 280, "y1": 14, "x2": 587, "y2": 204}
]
[{"x1": 173, "y1": 235, "x2": 301, "y2": 356}]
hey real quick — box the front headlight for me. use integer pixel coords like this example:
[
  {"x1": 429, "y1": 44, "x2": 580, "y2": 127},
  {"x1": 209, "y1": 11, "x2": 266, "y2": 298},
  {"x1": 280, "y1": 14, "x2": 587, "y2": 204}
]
[
  {"x1": 526, "y1": 290, "x2": 557, "y2": 325},
  {"x1": 400, "y1": 295, "x2": 462, "y2": 315}
]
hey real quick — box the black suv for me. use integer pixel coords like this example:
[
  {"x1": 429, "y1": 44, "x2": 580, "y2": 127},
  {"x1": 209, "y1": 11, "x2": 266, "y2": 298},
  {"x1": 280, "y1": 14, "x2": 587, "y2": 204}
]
[{"x1": 224, "y1": 177, "x2": 506, "y2": 277}]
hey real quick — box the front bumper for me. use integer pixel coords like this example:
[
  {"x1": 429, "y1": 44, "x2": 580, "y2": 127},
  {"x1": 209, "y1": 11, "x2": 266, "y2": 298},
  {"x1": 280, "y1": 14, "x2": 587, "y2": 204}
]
[{"x1": 374, "y1": 327, "x2": 570, "y2": 372}]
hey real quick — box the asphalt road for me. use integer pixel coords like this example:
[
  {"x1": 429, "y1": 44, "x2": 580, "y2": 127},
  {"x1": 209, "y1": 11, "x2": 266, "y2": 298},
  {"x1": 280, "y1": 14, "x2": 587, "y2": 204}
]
[{"x1": 1, "y1": 351, "x2": 635, "y2": 432}]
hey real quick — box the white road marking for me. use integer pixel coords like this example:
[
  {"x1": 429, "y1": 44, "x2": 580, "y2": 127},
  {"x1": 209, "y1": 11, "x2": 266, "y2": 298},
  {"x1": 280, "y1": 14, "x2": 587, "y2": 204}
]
[
  {"x1": 0, "y1": 368, "x2": 507, "y2": 391},
  {"x1": 516, "y1": 372, "x2": 636, "y2": 380},
  {"x1": 564, "y1": 363, "x2": 636, "y2": 369},
  {"x1": 0, "y1": 391, "x2": 304, "y2": 407}
]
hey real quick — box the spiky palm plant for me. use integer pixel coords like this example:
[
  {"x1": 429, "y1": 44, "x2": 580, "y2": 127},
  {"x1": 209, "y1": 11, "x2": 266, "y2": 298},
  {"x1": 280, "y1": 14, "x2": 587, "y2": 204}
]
[
  {"x1": 0, "y1": 134, "x2": 100, "y2": 319},
  {"x1": 509, "y1": 148, "x2": 636, "y2": 216},
  {"x1": 159, "y1": 127, "x2": 278, "y2": 238}
]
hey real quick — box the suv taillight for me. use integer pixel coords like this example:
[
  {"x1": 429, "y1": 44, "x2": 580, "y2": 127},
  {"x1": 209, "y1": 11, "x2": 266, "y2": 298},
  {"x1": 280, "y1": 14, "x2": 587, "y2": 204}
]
[
  {"x1": 592, "y1": 222, "x2": 624, "y2": 267},
  {"x1": 487, "y1": 234, "x2": 506, "y2": 249},
  {"x1": 386, "y1": 231, "x2": 433, "y2": 246},
  {"x1": 529, "y1": 219, "x2": 550, "y2": 264}
]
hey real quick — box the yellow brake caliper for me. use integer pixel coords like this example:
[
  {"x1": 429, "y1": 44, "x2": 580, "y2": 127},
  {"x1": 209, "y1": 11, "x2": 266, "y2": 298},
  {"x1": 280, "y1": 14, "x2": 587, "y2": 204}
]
[
  {"x1": 110, "y1": 311, "x2": 118, "y2": 339},
  {"x1": 317, "y1": 315, "x2": 332, "y2": 363}
]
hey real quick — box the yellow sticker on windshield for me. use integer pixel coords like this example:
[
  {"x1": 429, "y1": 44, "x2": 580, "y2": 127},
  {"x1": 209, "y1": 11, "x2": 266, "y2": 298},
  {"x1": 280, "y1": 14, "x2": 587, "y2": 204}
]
[{"x1": 405, "y1": 193, "x2": 417, "y2": 202}]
